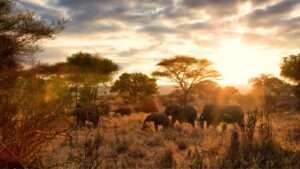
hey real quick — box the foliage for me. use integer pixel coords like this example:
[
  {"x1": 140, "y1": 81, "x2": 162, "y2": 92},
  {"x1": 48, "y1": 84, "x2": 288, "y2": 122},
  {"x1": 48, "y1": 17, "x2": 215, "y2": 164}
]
[
  {"x1": 0, "y1": 75, "x2": 71, "y2": 168},
  {"x1": 280, "y1": 53, "x2": 300, "y2": 84},
  {"x1": 280, "y1": 54, "x2": 300, "y2": 108},
  {"x1": 33, "y1": 52, "x2": 119, "y2": 105},
  {"x1": 111, "y1": 72, "x2": 157, "y2": 103},
  {"x1": 66, "y1": 52, "x2": 119, "y2": 84},
  {"x1": 157, "y1": 148, "x2": 176, "y2": 169},
  {"x1": 153, "y1": 55, "x2": 219, "y2": 105},
  {"x1": 64, "y1": 130, "x2": 104, "y2": 169},
  {"x1": 0, "y1": 0, "x2": 63, "y2": 91},
  {"x1": 249, "y1": 74, "x2": 289, "y2": 112},
  {"x1": 195, "y1": 80, "x2": 221, "y2": 103}
]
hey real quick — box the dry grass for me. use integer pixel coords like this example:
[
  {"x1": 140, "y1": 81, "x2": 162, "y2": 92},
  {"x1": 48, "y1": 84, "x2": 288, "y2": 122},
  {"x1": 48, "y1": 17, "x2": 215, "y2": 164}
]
[{"x1": 39, "y1": 112, "x2": 300, "y2": 169}]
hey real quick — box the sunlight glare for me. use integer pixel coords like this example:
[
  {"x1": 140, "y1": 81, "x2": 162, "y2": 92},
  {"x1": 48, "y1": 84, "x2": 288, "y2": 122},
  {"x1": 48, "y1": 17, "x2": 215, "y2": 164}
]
[{"x1": 213, "y1": 38, "x2": 280, "y2": 86}]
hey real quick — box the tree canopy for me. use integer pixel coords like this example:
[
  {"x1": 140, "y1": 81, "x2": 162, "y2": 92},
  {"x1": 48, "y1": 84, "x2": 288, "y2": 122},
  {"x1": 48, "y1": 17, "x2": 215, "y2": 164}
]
[
  {"x1": 152, "y1": 55, "x2": 220, "y2": 105},
  {"x1": 0, "y1": 0, "x2": 63, "y2": 93},
  {"x1": 34, "y1": 52, "x2": 119, "y2": 84},
  {"x1": 0, "y1": 0, "x2": 63, "y2": 72},
  {"x1": 280, "y1": 53, "x2": 300, "y2": 84},
  {"x1": 249, "y1": 74, "x2": 289, "y2": 112},
  {"x1": 111, "y1": 72, "x2": 158, "y2": 103}
]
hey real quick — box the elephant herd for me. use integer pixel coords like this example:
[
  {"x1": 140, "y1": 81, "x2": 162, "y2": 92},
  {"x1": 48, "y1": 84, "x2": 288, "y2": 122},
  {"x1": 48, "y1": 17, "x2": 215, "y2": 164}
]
[
  {"x1": 143, "y1": 104, "x2": 245, "y2": 131},
  {"x1": 73, "y1": 102, "x2": 245, "y2": 131}
]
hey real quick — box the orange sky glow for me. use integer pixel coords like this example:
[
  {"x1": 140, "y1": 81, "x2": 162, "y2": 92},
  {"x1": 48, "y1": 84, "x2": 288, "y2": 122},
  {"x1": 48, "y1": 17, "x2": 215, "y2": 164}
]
[{"x1": 18, "y1": 0, "x2": 300, "y2": 86}]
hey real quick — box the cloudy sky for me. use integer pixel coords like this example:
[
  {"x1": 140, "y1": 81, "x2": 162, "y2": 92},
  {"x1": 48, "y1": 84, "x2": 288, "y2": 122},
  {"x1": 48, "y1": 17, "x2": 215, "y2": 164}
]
[{"x1": 16, "y1": 0, "x2": 300, "y2": 85}]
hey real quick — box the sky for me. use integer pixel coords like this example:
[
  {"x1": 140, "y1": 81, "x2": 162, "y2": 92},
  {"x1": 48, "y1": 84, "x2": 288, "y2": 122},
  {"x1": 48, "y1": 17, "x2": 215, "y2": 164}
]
[{"x1": 16, "y1": 0, "x2": 300, "y2": 86}]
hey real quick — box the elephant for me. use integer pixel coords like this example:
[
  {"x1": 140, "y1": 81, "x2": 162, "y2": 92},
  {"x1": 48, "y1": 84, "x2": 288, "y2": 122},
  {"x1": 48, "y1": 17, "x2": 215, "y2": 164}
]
[
  {"x1": 199, "y1": 104, "x2": 244, "y2": 129},
  {"x1": 142, "y1": 112, "x2": 170, "y2": 131},
  {"x1": 165, "y1": 104, "x2": 197, "y2": 127},
  {"x1": 73, "y1": 104, "x2": 101, "y2": 128}
]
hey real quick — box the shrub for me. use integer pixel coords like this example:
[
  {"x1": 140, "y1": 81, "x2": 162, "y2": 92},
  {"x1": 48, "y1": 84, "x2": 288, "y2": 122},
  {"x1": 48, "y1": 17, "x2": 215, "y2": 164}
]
[
  {"x1": 128, "y1": 147, "x2": 146, "y2": 159},
  {"x1": 157, "y1": 148, "x2": 176, "y2": 169},
  {"x1": 189, "y1": 147, "x2": 204, "y2": 169},
  {"x1": 112, "y1": 135, "x2": 129, "y2": 155}
]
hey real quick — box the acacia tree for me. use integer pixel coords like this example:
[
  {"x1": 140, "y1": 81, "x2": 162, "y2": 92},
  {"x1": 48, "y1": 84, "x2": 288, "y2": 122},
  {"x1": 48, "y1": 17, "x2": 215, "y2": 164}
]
[
  {"x1": 0, "y1": 0, "x2": 63, "y2": 92},
  {"x1": 153, "y1": 56, "x2": 219, "y2": 106},
  {"x1": 65, "y1": 52, "x2": 118, "y2": 104},
  {"x1": 34, "y1": 52, "x2": 119, "y2": 105},
  {"x1": 0, "y1": 1, "x2": 64, "y2": 167},
  {"x1": 111, "y1": 72, "x2": 158, "y2": 104},
  {"x1": 280, "y1": 53, "x2": 300, "y2": 109}
]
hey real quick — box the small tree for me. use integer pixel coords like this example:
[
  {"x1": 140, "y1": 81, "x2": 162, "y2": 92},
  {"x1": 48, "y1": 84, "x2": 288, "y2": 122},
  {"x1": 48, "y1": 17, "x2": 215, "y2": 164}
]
[
  {"x1": 153, "y1": 56, "x2": 219, "y2": 106},
  {"x1": 111, "y1": 72, "x2": 158, "y2": 104}
]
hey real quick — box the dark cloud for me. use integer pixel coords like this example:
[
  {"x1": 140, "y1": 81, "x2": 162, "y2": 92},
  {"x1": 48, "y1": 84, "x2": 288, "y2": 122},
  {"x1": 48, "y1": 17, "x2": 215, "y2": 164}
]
[
  {"x1": 182, "y1": 0, "x2": 240, "y2": 16},
  {"x1": 179, "y1": 21, "x2": 214, "y2": 31},
  {"x1": 16, "y1": 0, "x2": 63, "y2": 22},
  {"x1": 45, "y1": 0, "x2": 178, "y2": 34},
  {"x1": 64, "y1": 22, "x2": 123, "y2": 34},
  {"x1": 138, "y1": 24, "x2": 176, "y2": 34},
  {"x1": 245, "y1": 0, "x2": 300, "y2": 26},
  {"x1": 119, "y1": 42, "x2": 162, "y2": 57},
  {"x1": 19, "y1": 0, "x2": 300, "y2": 57}
]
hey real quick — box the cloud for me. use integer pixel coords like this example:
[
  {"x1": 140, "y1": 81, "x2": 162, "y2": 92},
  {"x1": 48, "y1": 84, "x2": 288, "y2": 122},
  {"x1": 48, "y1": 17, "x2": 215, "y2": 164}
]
[
  {"x1": 138, "y1": 24, "x2": 176, "y2": 34},
  {"x1": 16, "y1": 0, "x2": 64, "y2": 22},
  {"x1": 182, "y1": 0, "x2": 240, "y2": 17},
  {"x1": 245, "y1": 0, "x2": 300, "y2": 27},
  {"x1": 18, "y1": 0, "x2": 300, "y2": 83}
]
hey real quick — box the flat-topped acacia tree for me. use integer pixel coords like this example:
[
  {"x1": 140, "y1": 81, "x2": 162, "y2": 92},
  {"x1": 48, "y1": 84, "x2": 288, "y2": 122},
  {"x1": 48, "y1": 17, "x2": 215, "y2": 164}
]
[
  {"x1": 66, "y1": 52, "x2": 119, "y2": 104},
  {"x1": 34, "y1": 52, "x2": 119, "y2": 104},
  {"x1": 153, "y1": 55, "x2": 220, "y2": 106}
]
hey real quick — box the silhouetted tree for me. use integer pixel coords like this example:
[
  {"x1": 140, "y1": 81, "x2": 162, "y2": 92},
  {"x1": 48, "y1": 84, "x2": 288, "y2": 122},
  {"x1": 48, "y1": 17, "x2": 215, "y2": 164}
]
[
  {"x1": 281, "y1": 54, "x2": 300, "y2": 84},
  {"x1": 250, "y1": 74, "x2": 288, "y2": 112},
  {"x1": 0, "y1": 1, "x2": 65, "y2": 168},
  {"x1": 280, "y1": 53, "x2": 300, "y2": 109},
  {"x1": 111, "y1": 72, "x2": 158, "y2": 104},
  {"x1": 153, "y1": 56, "x2": 219, "y2": 106},
  {"x1": 33, "y1": 52, "x2": 119, "y2": 105},
  {"x1": 220, "y1": 86, "x2": 241, "y2": 105},
  {"x1": 0, "y1": 0, "x2": 63, "y2": 91}
]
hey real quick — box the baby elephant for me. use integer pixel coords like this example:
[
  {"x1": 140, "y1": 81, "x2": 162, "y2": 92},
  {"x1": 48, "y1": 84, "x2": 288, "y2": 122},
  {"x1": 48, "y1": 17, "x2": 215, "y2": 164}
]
[{"x1": 142, "y1": 112, "x2": 170, "y2": 131}]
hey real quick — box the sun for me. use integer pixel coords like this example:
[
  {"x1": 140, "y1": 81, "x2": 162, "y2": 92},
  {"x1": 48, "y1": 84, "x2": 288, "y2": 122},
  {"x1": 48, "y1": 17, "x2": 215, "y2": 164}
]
[{"x1": 212, "y1": 38, "x2": 280, "y2": 86}]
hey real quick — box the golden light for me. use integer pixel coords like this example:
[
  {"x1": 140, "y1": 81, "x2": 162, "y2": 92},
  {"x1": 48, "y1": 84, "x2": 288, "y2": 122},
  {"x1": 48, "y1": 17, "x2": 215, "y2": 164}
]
[{"x1": 213, "y1": 38, "x2": 281, "y2": 86}]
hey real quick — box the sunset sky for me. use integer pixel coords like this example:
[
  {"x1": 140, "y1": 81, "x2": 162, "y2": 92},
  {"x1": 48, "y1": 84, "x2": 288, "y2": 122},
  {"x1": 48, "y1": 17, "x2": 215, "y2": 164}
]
[{"x1": 16, "y1": 0, "x2": 300, "y2": 86}]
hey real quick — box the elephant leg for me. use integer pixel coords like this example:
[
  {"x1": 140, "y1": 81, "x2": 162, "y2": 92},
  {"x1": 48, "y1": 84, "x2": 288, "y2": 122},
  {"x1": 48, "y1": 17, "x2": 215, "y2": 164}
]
[
  {"x1": 206, "y1": 122, "x2": 212, "y2": 129},
  {"x1": 171, "y1": 118, "x2": 176, "y2": 126},
  {"x1": 154, "y1": 123, "x2": 158, "y2": 131},
  {"x1": 93, "y1": 120, "x2": 98, "y2": 128},
  {"x1": 191, "y1": 120, "x2": 196, "y2": 128},
  {"x1": 221, "y1": 123, "x2": 227, "y2": 131}
]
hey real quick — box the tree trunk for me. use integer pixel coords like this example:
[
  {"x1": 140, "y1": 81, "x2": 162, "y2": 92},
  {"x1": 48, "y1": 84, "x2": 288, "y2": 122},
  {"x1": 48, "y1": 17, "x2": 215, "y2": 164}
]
[{"x1": 182, "y1": 91, "x2": 189, "y2": 106}]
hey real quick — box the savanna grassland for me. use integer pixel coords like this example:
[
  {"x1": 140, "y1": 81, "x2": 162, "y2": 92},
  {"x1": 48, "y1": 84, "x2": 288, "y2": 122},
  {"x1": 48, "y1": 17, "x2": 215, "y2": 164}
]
[
  {"x1": 1, "y1": 0, "x2": 300, "y2": 169},
  {"x1": 36, "y1": 111, "x2": 300, "y2": 169}
]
